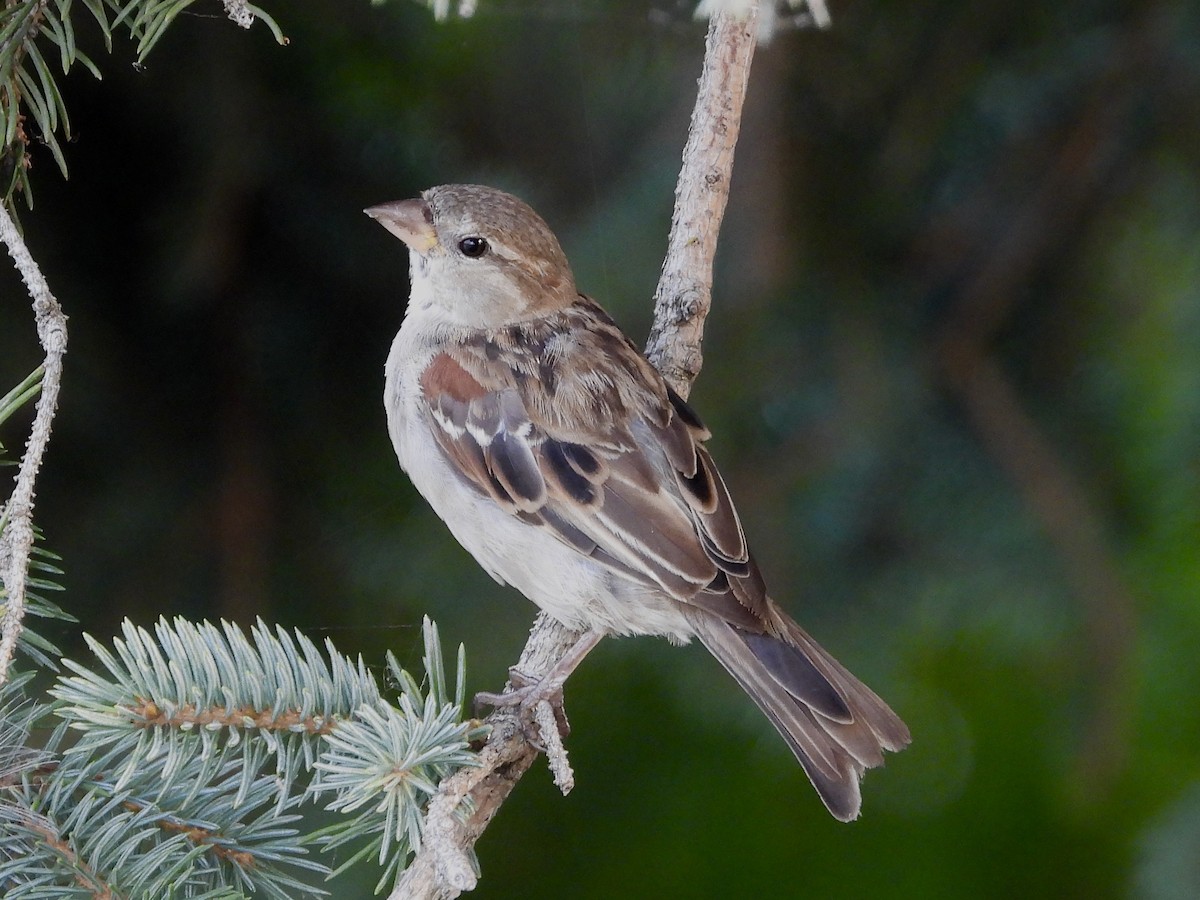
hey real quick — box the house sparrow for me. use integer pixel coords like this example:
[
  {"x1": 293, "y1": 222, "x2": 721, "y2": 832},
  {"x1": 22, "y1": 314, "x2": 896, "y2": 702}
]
[{"x1": 367, "y1": 184, "x2": 910, "y2": 821}]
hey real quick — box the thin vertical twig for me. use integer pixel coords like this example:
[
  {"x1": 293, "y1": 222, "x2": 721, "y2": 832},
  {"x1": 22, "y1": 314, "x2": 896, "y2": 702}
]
[
  {"x1": 0, "y1": 204, "x2": 68, "y2": 686},
  {"x1": 391, "y1": 6, "x2": 761, "y2": 898},
  {"x1": 646, "y1": 9, "x2": 759, "y2": 399}
]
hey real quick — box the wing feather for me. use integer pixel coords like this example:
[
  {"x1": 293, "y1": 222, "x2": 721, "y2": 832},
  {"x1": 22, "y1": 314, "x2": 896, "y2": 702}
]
[{"x1": 416, "y1": 302, "x2": 763, "y2": 618}]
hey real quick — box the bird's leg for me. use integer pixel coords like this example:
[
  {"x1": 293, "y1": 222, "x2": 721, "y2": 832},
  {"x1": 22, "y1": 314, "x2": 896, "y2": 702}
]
[{"x1": 473, "y1": 629, "x2": 604, "y2": 731}]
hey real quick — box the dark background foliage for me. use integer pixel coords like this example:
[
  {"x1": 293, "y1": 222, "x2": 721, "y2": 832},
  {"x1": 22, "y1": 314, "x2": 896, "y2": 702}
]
[{"x1": 3, "y1": 1, "x2": 1198, "y2": 896}]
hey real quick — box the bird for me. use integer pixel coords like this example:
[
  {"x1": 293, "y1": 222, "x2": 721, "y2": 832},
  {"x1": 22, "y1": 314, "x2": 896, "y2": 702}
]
[{"x1": 366, "y1": 183, "x2": 910, "y2": 821}]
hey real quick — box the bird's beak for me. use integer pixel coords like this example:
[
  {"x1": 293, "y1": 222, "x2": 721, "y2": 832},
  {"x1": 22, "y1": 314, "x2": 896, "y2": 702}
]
[{"x1": 364, "y1": 199, "x2": 439, "y2": 253}]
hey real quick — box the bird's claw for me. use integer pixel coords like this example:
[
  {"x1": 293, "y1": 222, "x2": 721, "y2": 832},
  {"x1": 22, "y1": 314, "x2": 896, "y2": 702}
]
[{"x1": 473, "y1": 667, "x2": 571, "y2": 749}]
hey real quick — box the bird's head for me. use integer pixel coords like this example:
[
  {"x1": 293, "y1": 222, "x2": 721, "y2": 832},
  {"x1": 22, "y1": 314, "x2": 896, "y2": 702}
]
[{"x1": 366, "y1": 184, "x2": 577, "y2": 329}]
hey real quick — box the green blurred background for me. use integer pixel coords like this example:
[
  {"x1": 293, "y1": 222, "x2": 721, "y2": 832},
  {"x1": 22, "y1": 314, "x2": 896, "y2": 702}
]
[{"x1": 2, "y1": 0, "x2": 1199, "y2": 896}]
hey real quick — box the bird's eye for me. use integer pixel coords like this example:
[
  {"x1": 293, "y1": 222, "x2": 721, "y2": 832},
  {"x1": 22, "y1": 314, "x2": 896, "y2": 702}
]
[{"x1": 457, "y1": 236, "x2": 489, "y2": 258}]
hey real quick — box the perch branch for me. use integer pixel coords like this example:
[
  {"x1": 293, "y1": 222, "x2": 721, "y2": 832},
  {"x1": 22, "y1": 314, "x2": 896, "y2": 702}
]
[
  {"x1": 645, "y1": 8, "x2": 759, "y2": 399},
  {"x1": 392, "y1": 7, "x2": 761, "y2": 899},
  {"x1": 0, "y1": 205, "x2": 68, "y2": 687}
]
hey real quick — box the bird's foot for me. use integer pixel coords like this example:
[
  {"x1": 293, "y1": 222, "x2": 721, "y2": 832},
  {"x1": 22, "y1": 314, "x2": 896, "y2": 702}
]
[
  {"x1": 474, "y1": 667, "x2": 571, "y2": 748},
  {"x1": 472, "y1": 630, "x2": 604, "y2": 794}
]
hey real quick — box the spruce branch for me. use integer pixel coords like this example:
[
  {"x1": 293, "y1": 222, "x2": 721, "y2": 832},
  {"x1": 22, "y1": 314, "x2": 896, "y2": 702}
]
[
  {"x1": 6, "y1": 746, "x2": 328, "y2": 898},
  {"x1": 307, "y1": 621, "x2": 485, "y2": 894},
  {"x1": 1, "y1": 616, "x2": 482, "y2": 895},
  {"x1": 393, "y1": 6, "x2": 765, "y2": 898},
  {"x1": 50, "y1": 617, "x2": 388, "y2": 793},
  {"x1": 0, "y1": 0, "x2": 286, "y2": 208}
]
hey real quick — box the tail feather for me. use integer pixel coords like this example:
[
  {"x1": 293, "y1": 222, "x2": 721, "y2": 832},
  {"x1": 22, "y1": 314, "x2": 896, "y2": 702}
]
[
  {"x1": 684, "y1": 603, "x2": 910, "y2": 822},
  {"x1": 740, "y1": 630, "x2": 852, "y2": 723},
  {"x1": 770, "y1": 610, "x2": 911, "y2": 753}
]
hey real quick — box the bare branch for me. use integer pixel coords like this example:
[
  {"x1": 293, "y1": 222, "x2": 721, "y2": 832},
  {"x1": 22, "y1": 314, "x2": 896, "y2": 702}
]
[
  {"x1": 0, "y1": 204, "x2": 68, "y2": 687},
  {"x1": 393, "y1": 6, "x2": 762, "y2": 897},
  {"x1": 646, "y1": 9, "x2": 759, "y2": 399},
  {"x1": 534, "y1": 697, "x2": 575, "y2": 794}
]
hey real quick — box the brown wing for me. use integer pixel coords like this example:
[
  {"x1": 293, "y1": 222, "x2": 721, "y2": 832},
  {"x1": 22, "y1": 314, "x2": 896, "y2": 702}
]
[{"x1": 416, "y1": 303, "x2": 769, "y2": 628}]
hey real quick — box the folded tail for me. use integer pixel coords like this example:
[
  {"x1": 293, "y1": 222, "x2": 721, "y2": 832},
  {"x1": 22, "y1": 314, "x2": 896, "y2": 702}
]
[{"x1": 683, "y1": 603, "x2": 910, "y2": 821}]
